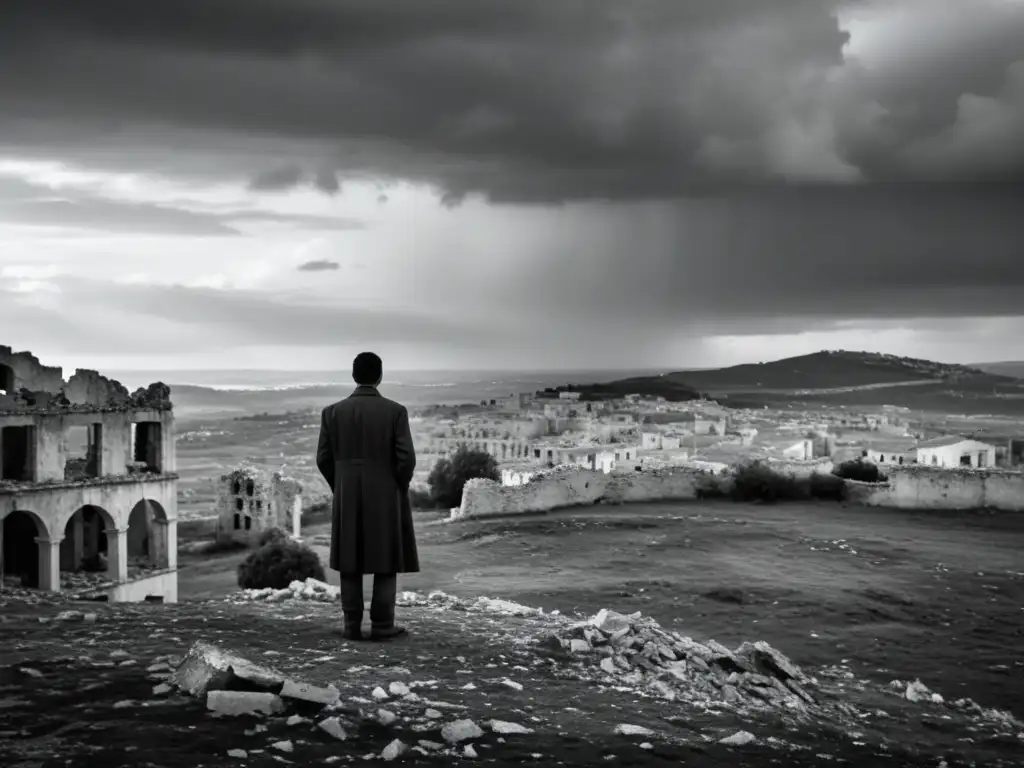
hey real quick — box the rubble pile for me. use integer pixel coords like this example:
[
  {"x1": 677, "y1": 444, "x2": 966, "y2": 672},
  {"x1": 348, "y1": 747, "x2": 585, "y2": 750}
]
[
  {"x1": 550, "y1": 608, "x2": 818, "y2": 713},
  {"x1": 235, "y1": 577, "x2": 340, "y2": 603},
  {"x1": 234, "y1": 582, "x2": 551, "y2": 619}
]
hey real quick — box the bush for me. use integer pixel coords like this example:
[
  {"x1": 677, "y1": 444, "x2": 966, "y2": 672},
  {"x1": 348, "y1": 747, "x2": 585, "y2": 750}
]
[
  {"x1": 427, "y1": 442, "x2": 500, "y2": 509},
  {"x1": 257, "y1": 526, "x2": 290, "y2": 547},
  {"x1": 832, "y1": 458, "x2": 886, "y2": 483},
  {"x1": 694, "y1": 472, "x2": 728, "y2": 499},
  {"x1": 729, "y1": 460, "x2": 805, "y2": 503},
  {"x1": 236, "y1": 540, "x2": 326, "y2": 590},
  {"x1": 808, "y1": 471, "x2": 847, "y2": 501}
]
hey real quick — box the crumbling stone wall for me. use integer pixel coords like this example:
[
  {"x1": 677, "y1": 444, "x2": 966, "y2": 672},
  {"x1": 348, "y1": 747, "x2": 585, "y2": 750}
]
[
  {"x1": 864, "y1": 465, "x2": 1024, "y2": 511},
  {"x1": 457, "y1": 468, "x2": 607, "y2": 518},
  {"x1": 458, "y1": 461, "x2": 1024, "y2": 517},
  {"x1": 0, "y1": 346, "x2": 64, "y2": 394},
  {"x1": 456, "y1": 465, "x2": 713, "y2": 519},
  {"x1": 63, "y1": 370, "x2": 131, "y2": 408}
]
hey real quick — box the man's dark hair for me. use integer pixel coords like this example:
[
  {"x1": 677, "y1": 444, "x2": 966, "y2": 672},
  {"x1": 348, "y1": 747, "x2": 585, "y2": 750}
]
[{"x1": 352, "y1": 352, "x2": 383, "y2": 386}]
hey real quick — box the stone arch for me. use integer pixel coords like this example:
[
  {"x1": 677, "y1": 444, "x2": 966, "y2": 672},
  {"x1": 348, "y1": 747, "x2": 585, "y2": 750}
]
[
  {"x1": 60, "y1": 505, "x2": 116, "y2": 576},
  {"x1": 2, "y1": 510, "x2": 48, "y2": 587},
  {"x1": 127, "y1": 499, "x2": 169, "y2": 568},
  {"x1": 0, "y1": 362, "x2": 14, "y2": 394}
]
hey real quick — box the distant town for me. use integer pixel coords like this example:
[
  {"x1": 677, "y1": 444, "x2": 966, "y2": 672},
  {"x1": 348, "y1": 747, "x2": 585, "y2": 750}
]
[{"x1": 409, "y1": 386, "x2": 1022, "y2": 491}]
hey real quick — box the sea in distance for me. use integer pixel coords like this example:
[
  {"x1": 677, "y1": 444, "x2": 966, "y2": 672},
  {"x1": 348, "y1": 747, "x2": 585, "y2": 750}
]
[{"x1": 105, "y1": 368, "x2": 670, "y2": 421}]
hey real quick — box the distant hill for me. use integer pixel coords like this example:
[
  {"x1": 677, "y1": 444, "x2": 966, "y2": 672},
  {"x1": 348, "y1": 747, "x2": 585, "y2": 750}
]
[
  {"x1": 972, "y1": 361, "x2": 1024, "y2": 379},
  {"x1": 672, "y1": 351, "x2": 994, "y2": 393},
  {"x1": 552, "y1": 351, "x2": 1024, "y2": 414}
]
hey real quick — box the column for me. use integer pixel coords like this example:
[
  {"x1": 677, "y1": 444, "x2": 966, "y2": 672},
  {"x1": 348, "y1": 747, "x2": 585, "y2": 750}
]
[
  {"x1": 291, "y1": 497, "x2": 301, "y2": 538},
  {"x1": 150, "y1": 519, "x2": 168, "y2": 569},
  {"x1": 71, "y1": 513, "x2": 84, "y2": 567},
  {"x1": 104, "y1": 527, "x2": 129, "y2": 583},
  {"x1": 165, "y1": 519, "x2": 177, "y2": 570},
  {"x1": 35, "y1": 536, "x2": 63, "y2": 592}
]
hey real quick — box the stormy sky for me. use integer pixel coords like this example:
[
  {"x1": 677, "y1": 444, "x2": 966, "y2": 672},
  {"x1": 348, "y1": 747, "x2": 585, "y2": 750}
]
[{"x1": 1, "y1": 0, "x2": 1022, "y2": 373}]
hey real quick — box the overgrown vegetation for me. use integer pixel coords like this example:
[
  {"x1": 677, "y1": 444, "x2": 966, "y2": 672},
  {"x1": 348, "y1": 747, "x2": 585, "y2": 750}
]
[
  {"x1": 832, "y1": 458, "x2": 887, "y2": 483},
  {"x1": 727, "y1": 460, "x2": 848, "y2": 503},
  {"x1": 257, "y1": 526, "x2": 290, "y2": 547},
  {"x1": 426, "y1": 442, "x2": 501, "y2": 509},
  {"x1": 236, "y1": 538, "x2": 326, "y2": 590}
]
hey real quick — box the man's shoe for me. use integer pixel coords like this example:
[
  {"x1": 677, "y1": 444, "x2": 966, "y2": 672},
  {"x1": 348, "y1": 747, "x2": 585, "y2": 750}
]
[
  {"x1": 369, "y1": 625, "x2": 407, "y2": 641},
  {"x1": 341, "y1": 626, "x2": 364, "y2": 641}
]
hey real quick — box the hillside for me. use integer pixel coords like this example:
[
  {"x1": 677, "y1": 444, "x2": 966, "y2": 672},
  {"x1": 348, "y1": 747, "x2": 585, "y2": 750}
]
[
  {"x1": 671, "y1": 351, "x2": 998, "y2": 392},
  {"x1": 973, "y1": 361, "x2": 1024, "y2": 379},
  {"x1": 550, "y1": 351, "x2": 1024, "y2": 413}
]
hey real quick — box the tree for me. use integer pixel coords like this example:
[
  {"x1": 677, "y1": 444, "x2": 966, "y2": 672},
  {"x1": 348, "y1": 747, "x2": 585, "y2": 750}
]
[{"x1": 427, "y1": 442, "x2": 500, "y2": 509}]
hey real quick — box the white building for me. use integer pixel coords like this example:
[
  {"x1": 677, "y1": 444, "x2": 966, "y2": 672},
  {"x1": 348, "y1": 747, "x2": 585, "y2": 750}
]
[{"x1": 915, "y1": 436, "x2": 998, "y2": 469}]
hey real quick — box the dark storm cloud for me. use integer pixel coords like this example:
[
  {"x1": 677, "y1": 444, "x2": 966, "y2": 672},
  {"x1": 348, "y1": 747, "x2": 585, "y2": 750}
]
[
  {"x1": 296, "y1": 259, "x2": 339, "y2": 272},
  {"x1": 248, "y1": 165, "x2": 305, "y2": 192},
  {"x1": 2, "y1": 0, "x2": 1022, "y2": 202},
  {"x1": 435, "y1": 186, "x2": 1024, "y2": 336}
]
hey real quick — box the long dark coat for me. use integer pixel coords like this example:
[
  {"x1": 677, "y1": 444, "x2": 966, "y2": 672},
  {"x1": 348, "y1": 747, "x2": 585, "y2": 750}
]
[{"x1": 316, "y1": 385, "x2": 419, "y2": 574}]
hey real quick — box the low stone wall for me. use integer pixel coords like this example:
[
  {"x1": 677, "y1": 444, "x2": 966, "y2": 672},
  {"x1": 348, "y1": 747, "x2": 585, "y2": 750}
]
[
  {"x1": 456, "y1": 466, "x2": 714, "y2": 519},
  {"x1": 456, "y1": 460, "x2": 1024, "y2": 519},
  {"x1": 865, "y1": 466, "x2": 1024, "y2": 511}
]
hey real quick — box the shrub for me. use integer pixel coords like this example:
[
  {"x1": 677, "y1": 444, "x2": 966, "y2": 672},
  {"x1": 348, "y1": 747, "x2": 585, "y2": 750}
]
[
  {"x1": 832, "y1": 458, "x2": 886, "y2": 483},
  {"x1": 808, "y1": 471, "x2": 847, "y2": 501},
  {"x1": 694, "y1": 472, "x2": 728, "y2": 499},
  {"x1": 257, "y1": 526, "x2": 290, "y2": 547},
  {"x1": 427, "y1": 442, "x2": 500, "y2": 509},
  {"x1": 236, "y1": 540, "x2": 326, "y2": 590},
  {"x1": 729, "y1": 460, "x2": 805, "y2": 503}
]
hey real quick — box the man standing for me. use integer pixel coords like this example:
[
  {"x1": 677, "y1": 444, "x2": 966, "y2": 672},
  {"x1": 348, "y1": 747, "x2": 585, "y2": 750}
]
[{"x1": 316, "y1": 352, "x2": 419, "y2": 641}]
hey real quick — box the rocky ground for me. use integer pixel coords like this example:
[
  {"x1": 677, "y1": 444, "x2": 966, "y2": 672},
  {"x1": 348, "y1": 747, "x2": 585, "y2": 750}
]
[{"x1": 1, "y1": 583, "x2": 1021, "y2": 767}]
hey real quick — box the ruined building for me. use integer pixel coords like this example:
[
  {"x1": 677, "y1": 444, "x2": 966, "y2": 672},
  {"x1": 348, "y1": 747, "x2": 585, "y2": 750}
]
[
  {"x1": 0, "y1": 345, "x2": 179, "y2": 602},
  {"x1": 216, "y1": 465, "x2": 303, "y2": 546}
]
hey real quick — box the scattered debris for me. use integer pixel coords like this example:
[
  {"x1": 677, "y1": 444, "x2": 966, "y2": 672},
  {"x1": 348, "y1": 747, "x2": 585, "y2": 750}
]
[
  {"x1": 552, "y1": 609, "x2": 816, "y2": 712},
  {"x1": 720, "y1": 730, "x2": 756, "y2": 746},
  {"x1": 441, "y1": 719, "x2": 484, "y2": 744}
]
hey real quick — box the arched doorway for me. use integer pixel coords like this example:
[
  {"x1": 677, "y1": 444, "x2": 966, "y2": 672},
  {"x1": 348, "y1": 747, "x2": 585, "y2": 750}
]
[
  {"x1": 2, "y1": 510, "x2": 46, "y2": 588},
  {"x1": 60, "y1": 505, "x2": 116, "y2": 578},
  {"x1": 0, "y1": 363, "x2": 15, "y2": 395},
  {"x1": 128, "y1": 499, "x2": 169, "y2": 569}
]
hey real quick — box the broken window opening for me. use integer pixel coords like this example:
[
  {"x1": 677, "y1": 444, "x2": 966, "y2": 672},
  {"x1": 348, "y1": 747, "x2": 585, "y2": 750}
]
[
  {"x1": 232, "y1": 479, "x2": 241, "y2": 495},
  {"x1": 0, "y1": 363, "x2": 14, "y2": 395},
  {"x1": 235, "y1": 497, "x2": 244, "y2": 511},
  {"x1": 131, "y1": 421, "x2": 163, "y2": 473},
  {"x1": 245, "y1": 478, "x2": 255, "y2": 496},
  {"x1": 233, "y1": 513, "x2": 241, "y2": 530},
  {"x1": 64, "y1": 424, "x2": 102, "y2": 481},
  {"x1": 1, "y1": 425, "x2": 35, "y2": 482},
  {"x1": 959, "y1": 454, "x2": 972, "y2": 466},
  {"x1": 244, "y1": 516, "x2": 252, "y2": 531}
]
